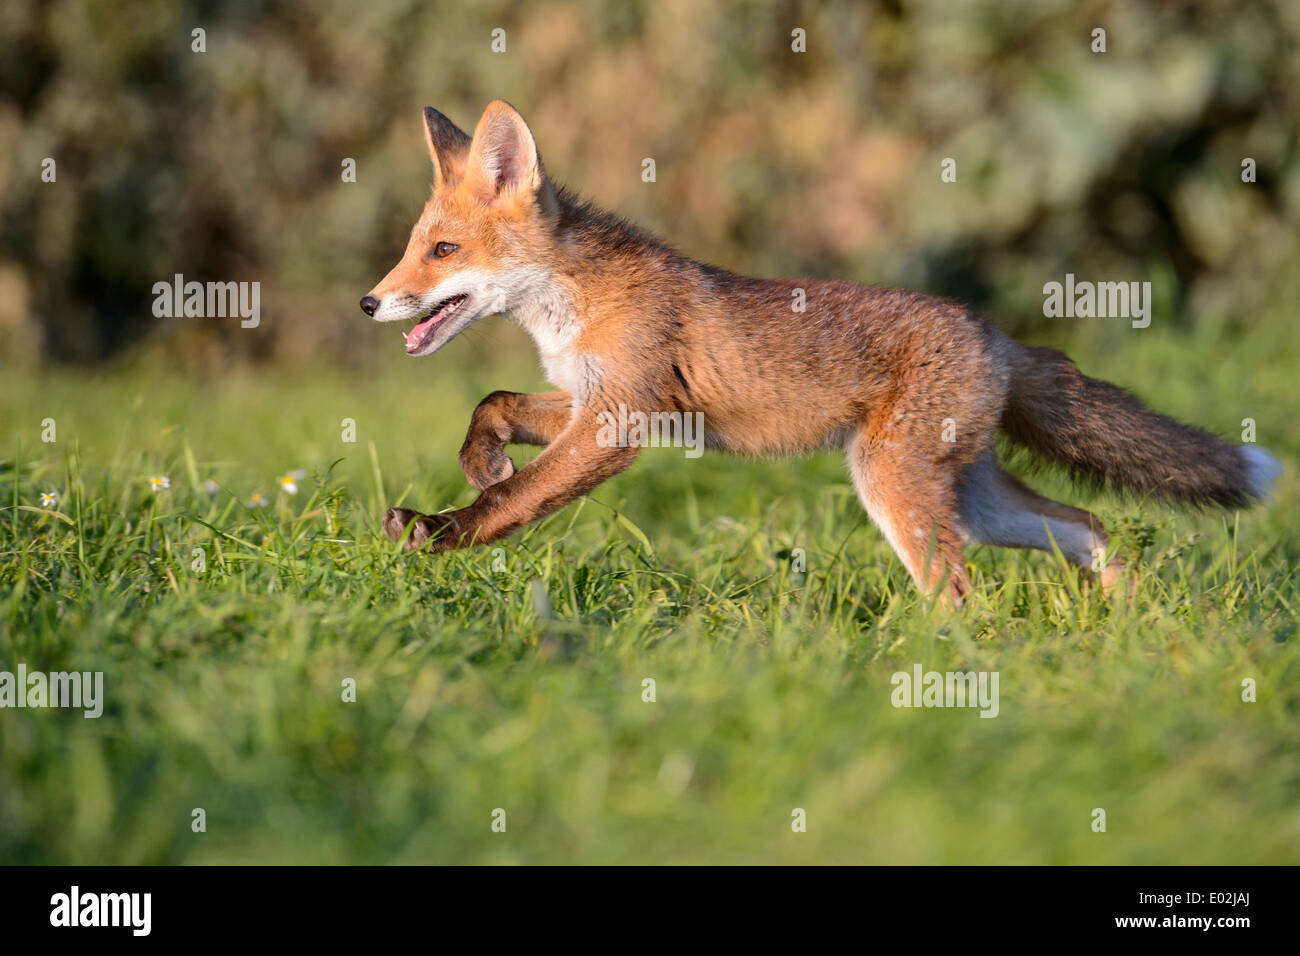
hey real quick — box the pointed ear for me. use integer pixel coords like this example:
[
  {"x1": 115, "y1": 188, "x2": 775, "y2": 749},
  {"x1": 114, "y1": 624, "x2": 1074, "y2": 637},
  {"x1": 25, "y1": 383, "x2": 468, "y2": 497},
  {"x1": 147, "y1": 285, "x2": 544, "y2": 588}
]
[
  {"x1": 423, "y1": 107, "x2": 472, "y2": 188},
  {"x1": 464, "y1": 100, "x2": 548, "y2": 204}
]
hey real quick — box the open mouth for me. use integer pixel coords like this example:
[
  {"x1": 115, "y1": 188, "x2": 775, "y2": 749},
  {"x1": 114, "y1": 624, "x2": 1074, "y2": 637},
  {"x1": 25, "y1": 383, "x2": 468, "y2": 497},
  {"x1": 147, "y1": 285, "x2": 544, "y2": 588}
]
[{"x1": 405, "y1": 294, "x2": 469, "y2": 354}]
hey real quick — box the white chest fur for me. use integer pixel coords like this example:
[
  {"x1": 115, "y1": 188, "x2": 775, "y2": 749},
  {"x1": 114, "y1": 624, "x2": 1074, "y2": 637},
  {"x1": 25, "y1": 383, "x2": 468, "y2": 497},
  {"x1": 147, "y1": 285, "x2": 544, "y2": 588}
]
[{"x1": 509, "y1": 282, "x2": 597, "y2": 402}]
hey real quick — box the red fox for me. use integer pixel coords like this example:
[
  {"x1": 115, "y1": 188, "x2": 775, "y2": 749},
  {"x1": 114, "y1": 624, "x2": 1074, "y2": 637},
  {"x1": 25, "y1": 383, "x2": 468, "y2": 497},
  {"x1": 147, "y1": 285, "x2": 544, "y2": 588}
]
[{"x1": 362, "y1": 100, "x2": 1279, "y2": 605}]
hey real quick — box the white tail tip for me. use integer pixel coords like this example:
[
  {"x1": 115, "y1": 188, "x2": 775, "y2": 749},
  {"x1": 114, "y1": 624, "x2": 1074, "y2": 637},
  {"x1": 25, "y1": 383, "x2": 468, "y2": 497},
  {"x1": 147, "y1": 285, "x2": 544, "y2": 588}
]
[{"x1": 1241, "y1": 446, "x2": 1281, "y2": 500}]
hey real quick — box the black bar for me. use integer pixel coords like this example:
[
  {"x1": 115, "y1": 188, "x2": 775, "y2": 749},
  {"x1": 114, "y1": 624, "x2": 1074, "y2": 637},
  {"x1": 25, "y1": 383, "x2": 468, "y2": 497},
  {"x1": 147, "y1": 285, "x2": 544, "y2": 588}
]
[{"x1": 0, "y1": 865, "x2": 1279, "y2": 943}]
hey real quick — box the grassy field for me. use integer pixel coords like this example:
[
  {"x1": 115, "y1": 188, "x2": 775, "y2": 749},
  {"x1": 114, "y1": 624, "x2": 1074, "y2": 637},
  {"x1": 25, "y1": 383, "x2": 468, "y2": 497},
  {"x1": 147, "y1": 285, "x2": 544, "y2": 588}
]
[{"x1": 2, "y1": 312, "x2": 1298, "y2": 865}]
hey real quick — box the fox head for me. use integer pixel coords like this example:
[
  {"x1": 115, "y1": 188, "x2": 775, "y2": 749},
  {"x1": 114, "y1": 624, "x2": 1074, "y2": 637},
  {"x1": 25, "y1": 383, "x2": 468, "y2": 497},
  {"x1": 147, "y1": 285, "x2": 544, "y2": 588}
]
[{"x1": 361, "y1": 100, "x2": 560, "y2": 356}]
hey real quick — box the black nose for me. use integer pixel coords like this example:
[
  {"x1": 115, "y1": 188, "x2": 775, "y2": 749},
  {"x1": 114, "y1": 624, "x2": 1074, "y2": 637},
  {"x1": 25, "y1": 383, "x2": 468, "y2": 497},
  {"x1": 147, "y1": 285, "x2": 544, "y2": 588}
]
[{"x1": 359, "y1": 295, "x2": 379, "y2": 317}]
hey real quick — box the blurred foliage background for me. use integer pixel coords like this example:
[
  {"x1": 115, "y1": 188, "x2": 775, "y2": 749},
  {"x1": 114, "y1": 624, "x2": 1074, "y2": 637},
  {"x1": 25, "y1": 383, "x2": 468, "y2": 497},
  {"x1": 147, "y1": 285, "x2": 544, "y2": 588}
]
[{"x1": 1, "y1": 0, "x2": 1298, "y2": 371}]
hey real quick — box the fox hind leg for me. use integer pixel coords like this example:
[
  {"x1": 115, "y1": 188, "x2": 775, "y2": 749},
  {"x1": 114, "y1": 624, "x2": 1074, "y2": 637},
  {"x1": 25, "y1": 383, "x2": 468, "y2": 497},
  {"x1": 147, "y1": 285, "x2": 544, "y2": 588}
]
[
  {"x1": 957, "y1": 452, "x2": 1128, "y2": 593},
  {"x1": 847, "y1": 432, "x2": 972, "y2": 606}
]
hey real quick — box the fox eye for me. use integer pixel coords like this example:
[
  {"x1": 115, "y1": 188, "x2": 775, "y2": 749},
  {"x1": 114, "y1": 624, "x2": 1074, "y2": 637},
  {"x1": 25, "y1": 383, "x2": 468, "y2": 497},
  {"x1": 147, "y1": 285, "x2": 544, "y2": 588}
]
[{"x1": 431, "y1": 241, "x2": 459, "y2": 259}]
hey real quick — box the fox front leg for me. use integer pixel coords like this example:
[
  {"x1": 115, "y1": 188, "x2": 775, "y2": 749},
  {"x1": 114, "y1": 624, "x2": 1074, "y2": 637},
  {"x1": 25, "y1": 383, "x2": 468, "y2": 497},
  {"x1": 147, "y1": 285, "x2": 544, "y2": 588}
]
[
  {"x1": 385, "y1": 408, "x2": 637, "y2": 552},
  {"x1": 458, "y1": 390, "x2": 575, "y2": 490}
]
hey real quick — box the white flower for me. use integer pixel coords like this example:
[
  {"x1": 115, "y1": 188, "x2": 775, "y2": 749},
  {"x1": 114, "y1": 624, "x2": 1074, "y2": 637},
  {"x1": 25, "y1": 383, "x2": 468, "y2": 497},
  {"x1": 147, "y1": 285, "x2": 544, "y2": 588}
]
[
  {"x1": 40, "y1": 491, "x2": 58, "y2": 508},
  {"x1": 149, "y1": 476, "x2": 170, "y2": 492},
  {"x1": 204, "y1": 479, "x2": 220, "y2": 495},
  {"x1": 278, "y1": 469, "x2": 306, "y2": 495},
  {"x1": 249, "y1": 493, "x2": 267, "y2": 508}
]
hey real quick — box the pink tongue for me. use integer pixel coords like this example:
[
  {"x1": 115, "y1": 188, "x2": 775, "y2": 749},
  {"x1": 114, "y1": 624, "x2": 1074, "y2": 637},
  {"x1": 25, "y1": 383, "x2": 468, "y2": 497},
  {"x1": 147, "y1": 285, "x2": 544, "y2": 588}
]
[{"x1": 406, "y1": 312, "x2": 441, "y2": 350}]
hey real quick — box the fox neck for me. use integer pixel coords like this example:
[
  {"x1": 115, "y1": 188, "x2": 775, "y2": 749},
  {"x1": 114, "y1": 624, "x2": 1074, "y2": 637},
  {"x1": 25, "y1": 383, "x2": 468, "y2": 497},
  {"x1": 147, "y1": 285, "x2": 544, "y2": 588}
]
[
  {"x1": 506, "y1": 271, "x2": 578, "y2": 343},
  {"x1": 501, "y1": 267, "x2": 589, "y2": 397},
  {"x1": 499, "y1": 187, "x2": 684, "y2": 400}
]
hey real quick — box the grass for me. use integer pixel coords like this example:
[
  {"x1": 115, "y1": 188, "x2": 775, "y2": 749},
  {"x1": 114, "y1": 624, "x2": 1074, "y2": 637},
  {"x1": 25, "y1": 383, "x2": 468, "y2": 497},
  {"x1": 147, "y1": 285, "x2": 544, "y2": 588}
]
[{"x1": 1, "y1": 314, "x2": 1298, "y2": 865}]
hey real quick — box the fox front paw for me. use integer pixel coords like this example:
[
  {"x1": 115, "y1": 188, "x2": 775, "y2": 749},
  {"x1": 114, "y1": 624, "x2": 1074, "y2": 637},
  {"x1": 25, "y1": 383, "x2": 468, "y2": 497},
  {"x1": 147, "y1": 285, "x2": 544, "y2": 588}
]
[
  {"x1": 458, "y1": 443, "x2": 516, "y2": 491},
  {"x1": 383, "y1": 507, "x2": 461, "y2": 551}
]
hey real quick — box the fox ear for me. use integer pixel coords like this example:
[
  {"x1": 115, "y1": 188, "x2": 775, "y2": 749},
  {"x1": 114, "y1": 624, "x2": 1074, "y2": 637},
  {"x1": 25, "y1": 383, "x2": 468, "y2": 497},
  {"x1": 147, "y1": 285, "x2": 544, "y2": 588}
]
[
  {"x1": 423, "y1": 107, "x2": 472, "y2": 188},
  {"x1": 464, "y1": 100, "x2": 549, "y2": 205}
]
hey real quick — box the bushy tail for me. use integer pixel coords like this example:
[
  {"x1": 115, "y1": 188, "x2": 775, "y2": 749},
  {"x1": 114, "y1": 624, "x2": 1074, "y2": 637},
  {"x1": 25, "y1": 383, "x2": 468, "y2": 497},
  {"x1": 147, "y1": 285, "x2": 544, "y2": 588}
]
[{"x1": 1000, "y1": 342, "x2": 1279, "y2": 508}]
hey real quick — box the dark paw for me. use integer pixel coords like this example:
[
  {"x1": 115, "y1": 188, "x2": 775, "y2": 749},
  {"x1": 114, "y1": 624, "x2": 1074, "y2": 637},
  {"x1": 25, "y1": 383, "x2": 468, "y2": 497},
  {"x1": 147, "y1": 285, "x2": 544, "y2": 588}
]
[
  {"x1": 383, "y1": 507, "x2": 458, "y2": 551},
  {"x1": 459, "y1": 446, "x2": 516, "y2": 491}
]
